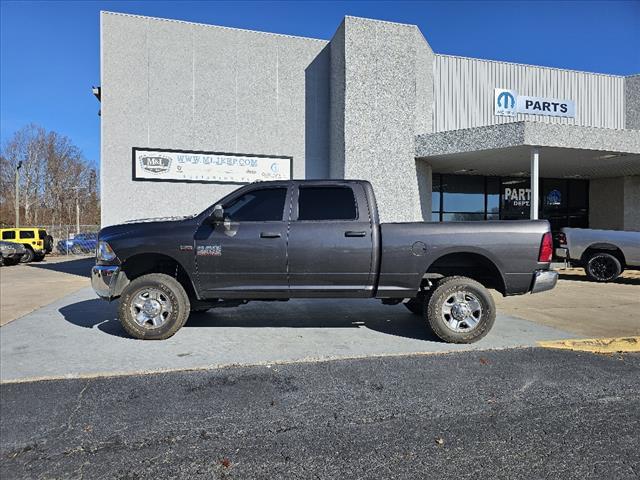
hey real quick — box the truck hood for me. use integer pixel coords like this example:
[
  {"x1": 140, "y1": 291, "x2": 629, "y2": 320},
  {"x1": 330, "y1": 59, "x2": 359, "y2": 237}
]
[
  {"x1": 123, "y1": 215, "x2": 195, "y2": 224},
  {"x1": 98, "y1": 216, "x2": 197, "y2": 241}
]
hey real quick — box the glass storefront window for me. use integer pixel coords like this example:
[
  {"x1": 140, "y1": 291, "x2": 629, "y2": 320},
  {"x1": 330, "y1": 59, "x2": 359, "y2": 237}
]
[
  {"x1": 441, "y1": 175, "x2": 485, "y2": 213},
  {"x1": 487, "y1": 177, "x2": 500, "y2": 215},
  {"x1": 432, "y1": 174, "x2": 441, "y2": 212},
  {"x1": 430, "y1": 173, "x2": 590, "y2": 231},
  {"x1": 501, "y1": 177, "x2": 531, "y2": 220},
  {"x1": 542, "y1": 179, "x2": 566, "y2": 212}
]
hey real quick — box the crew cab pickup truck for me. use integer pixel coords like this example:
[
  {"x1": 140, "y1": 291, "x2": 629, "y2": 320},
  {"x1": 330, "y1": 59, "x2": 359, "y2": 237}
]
[
  {"x1": 92, "y1": 180, "x2": 557, "y2": 343},
  {"x1": 557, "y1": 227, "x2": 640, "y2": 282}
]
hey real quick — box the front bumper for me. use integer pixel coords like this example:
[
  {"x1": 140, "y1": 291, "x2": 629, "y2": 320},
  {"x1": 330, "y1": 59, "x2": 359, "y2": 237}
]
[
  {"x1": 531, "y1": 269, "x2": 558, "y2": 294},
  {"x1": 91, "y1": 265, "x2": 130, "y2": 300}
]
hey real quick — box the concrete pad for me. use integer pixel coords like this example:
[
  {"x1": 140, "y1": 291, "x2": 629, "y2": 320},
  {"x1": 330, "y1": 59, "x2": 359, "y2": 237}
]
[
  {"x1": 493, "y1": 268, "x2": 640, "y2": 338},
  {"x1": 0, "y1": 287, "x2": 577, "y2": 383},
  {"x1": 538, "y1": 336, "x2": 640, "y2": 353},
  {"x1": 0, "y1": 257, "x2": 92, "y2": 326}
]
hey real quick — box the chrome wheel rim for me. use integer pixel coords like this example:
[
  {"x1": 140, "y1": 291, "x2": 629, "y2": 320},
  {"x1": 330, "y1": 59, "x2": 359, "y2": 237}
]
[
  {"x1": 130, "y1": 288, "x2": 173, "y2": 328},
  {"x1": 441, "y1": 290, "x2": 483, "y2": 333}
]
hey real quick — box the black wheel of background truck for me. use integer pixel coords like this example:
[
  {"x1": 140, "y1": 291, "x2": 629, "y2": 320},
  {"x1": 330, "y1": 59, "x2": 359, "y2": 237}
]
[
  {"x1": 585, "y1": 252, "x2": 622, "y2": 282},
  {"x1": 118, "y1": 273, "x2": 191, "y2": 340},
  {"x1": 20, "y1": 247, "x2": 34, "y2": 263},
  {"x1": 424, "y1": 276, "x2": 495, "y2": 344},
  {"x1": 71, "y1": 245, "x2": 84, "y2": 255}
]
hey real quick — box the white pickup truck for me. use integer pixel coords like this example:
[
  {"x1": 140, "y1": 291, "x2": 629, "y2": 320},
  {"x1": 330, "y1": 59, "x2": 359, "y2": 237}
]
[{"x1": 557, "y1": 228, "x2": 640, "y2": 282}]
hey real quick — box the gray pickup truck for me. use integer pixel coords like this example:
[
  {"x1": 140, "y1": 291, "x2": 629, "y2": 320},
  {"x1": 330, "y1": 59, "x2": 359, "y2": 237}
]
[
  {"x1": 92, "y1": 180, "x2": 557, "y2": 343},
  {"x1": 557, "y1": 227, "x2": 640, "y2": 282}
]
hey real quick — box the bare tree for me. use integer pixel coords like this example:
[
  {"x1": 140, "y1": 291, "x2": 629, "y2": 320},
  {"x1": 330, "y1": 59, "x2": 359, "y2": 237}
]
[{"x1": 0, "y1": 124, "x2": 100, "y2": 227}]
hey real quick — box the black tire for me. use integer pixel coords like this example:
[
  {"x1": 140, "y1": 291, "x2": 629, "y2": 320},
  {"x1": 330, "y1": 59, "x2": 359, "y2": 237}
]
[
  {"x1": 405, "y1": 276, "x2": 463, "y2": 315},
  {"x1": 404, "y1": 296, "x2": 424, "y2": 315},
  {"x1": 425, "y1": 276, "x2": 496, "y2": 344},
  {"x1": 585, "y1": 252, "x2": 622, "y2": 282},
  {"x1": 44, "y1": 235, "x2": 53, "y2": 253},
  {"x1": 4, "y1": 257, "x2": 19, "y2": 266},
  {"x1": 118, "y1": 273, "x2": 191, "y2": 340},
  {"x1": 33, "y1": 253, "x2": 45, "y2": 262},
  {"x1": 20, "y1": 248, "x2": 34, "y2": 263}
]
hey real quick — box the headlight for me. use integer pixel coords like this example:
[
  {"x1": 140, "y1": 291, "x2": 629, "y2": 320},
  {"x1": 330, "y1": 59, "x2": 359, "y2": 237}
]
[{"x1": 96, "y1": 241, "x2": 117, "y2": 262}]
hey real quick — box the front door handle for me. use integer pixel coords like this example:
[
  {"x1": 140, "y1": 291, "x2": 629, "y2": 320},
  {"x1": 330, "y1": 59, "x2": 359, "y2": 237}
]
[
  {"x1": 260, "y1": 232, "x2": 281, "y2": 239},
  {"x1": 345, "y1": 231, "x2": 366, "y2": 237}
]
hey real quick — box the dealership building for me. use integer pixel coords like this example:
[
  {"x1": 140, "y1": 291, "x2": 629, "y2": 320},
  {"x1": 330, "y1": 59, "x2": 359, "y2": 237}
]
[{"x1": 98, "y1": 11, "x2": 640, "y2": 231}]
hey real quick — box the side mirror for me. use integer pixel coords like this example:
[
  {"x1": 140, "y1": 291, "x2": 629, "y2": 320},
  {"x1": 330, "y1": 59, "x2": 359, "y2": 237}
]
[{"x1": 212, "y1": 204, "x2": 224, "y2": 222}]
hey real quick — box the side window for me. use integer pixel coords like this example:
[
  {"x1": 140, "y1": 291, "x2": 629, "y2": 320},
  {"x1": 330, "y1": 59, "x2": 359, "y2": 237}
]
[
  {"x1": 2, "y1": 231, "x2": 16, "y2": 240},
  {"x1": 20, "y1": 230, "x2": 35, "y2": 239},
  {"x1": 298, "y1": 186, "x2": 358, "y2": 221},
  {"x1": 224, "y1": 188, "x2": 287, "y2": 222}
]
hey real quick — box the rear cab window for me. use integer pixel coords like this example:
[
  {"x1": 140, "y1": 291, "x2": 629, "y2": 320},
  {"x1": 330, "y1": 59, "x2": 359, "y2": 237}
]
[
  {"x1": 297, "y1": 186, "x2": 358, "y2": 221},
  {"x1": 39, "y1": 230, "x2": 47, "y2": 239}
]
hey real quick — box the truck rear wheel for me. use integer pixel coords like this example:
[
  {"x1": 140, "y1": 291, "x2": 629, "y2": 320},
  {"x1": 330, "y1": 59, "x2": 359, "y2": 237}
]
[
  {"x1": 118, "y1": 273, "x2": 190, "y2": 340},
  {"x1": 424, "y1": 276, "x2": 495, "y2": 344},
  {"x1": 584, "y1": 252, "x2": 622, "y2": 282}
]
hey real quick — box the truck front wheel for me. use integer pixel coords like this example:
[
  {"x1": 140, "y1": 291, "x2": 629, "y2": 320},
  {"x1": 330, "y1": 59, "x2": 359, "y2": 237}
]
[
  {"x1": 425, "y1": 276, "x2": 495, "y2": 344},
  {"x1": 118, "y1": 273, "x2": 190, "y2": 340}
]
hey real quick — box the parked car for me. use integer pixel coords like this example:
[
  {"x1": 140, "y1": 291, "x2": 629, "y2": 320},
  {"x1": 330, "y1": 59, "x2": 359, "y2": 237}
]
[
  {"x1": 57, "y1": 232, "x2": 98, "y2": 255},
  {"x1": 91, "y1": 180, "x2": 557, "y2": 343},
  {"x1": 557, "y1": 227, "x2": 640, "y2": 282},
  {"x1": 0, "y1": 228, "x2": 53, "y2": 263},
  {"x1": 0, "y1": 241, "x2": 26, "y2": 266}
]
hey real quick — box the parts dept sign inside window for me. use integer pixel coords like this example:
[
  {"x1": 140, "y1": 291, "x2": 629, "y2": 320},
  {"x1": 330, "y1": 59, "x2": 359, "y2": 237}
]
[
  {"x1": 132, "y1": 148, "x2": 292, "y2": 184},
  {"x1": 495, "y1": 88, "x2": 575, "y2": 118}
]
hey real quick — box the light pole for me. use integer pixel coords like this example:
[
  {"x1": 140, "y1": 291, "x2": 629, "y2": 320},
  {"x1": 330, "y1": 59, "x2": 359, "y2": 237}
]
[{"x1": 15, "y1": 161, "x2": 22, "y2": 227}]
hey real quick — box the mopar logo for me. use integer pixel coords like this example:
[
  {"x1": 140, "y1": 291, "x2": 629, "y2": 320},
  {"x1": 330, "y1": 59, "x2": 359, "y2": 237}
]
[
  {"x1": 495, "y1": 89, "x2": 517, "y2": 117},
  {"x1": 139, "y1": 156, "x2": 171, "y2": 174},
  {"x1": 546, "y1": 189, "x2": 562, "y2": 206},
  {"x1": 497, "y1": 91, "x2": 515, "y2": 109}
]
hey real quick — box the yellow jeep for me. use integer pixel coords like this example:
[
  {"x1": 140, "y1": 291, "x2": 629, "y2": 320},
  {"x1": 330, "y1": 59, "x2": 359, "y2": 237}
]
[{"x1": 0, "y1": 228, "x2": 53, "y2": 263}]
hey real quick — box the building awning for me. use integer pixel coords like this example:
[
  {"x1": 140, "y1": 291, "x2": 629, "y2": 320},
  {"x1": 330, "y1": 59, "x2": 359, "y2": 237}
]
[{"x1": 415, "y1": 121, "x2": 640, "y2": 178}]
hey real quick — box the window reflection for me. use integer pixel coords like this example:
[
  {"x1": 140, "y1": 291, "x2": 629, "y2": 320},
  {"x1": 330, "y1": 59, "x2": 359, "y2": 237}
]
[{"x1": 430, "y1": 173, "x2": 589, "y2": 231}]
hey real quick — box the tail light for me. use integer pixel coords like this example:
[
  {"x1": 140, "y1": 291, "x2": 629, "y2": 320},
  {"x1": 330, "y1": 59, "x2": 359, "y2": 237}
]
[
  {"x1": 557, "y1": 232, "x2": 567, "y2": 246},
  {"x1": 539, "y1": 232, "x2": 553, "y2": 263}
]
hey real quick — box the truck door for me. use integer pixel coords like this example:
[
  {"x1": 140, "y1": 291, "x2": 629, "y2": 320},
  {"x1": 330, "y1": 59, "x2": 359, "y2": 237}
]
[
  {"x1": 195, "y1": 186, "x2": 290, "y2": 297},
  {"x1": 287, "y1": 183, "x2": 375, "y2": 297}
]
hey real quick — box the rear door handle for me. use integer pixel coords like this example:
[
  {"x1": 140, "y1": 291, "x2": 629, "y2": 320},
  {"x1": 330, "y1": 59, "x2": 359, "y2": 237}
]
[
  {"x1": 260, "y1": 232, "x2": 281, "y2": 239},
  {"x1": 345, "y1": 231, "x2": 366, "y2": 237}
]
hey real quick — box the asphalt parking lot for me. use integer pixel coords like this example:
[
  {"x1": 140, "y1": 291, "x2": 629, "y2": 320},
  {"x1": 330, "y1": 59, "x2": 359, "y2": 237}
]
[
  {"x1": 2, "y1": 348, "x2": 639, "y2": 479},
  {"x1": 1, "y1": 257, "x2": 638, "y2": 382}
]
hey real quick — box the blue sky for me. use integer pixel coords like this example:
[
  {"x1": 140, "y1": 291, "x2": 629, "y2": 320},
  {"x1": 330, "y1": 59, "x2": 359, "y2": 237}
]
[{"x1": 1, "y1": 0, "x2": 639, "y2": 167}]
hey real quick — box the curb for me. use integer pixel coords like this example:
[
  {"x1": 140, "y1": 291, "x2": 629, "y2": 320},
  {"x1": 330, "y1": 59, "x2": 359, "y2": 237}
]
[{"x1": 537, "y1": 336, "x2": 640, "y2": 354}]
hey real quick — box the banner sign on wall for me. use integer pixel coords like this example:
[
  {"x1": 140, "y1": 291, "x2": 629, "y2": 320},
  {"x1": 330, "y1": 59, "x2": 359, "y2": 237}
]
[
  {"x1": 132, "y1": 148, "x2": 292, "y2": 184},
  {"x1": 495, "y1": 88, "x2": 576, "y2": 118}
]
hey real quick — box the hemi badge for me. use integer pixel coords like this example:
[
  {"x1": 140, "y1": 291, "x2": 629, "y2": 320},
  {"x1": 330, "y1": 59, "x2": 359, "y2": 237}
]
[{"x1": 179, "y1": 245, "x2": 193, "y2": 251}]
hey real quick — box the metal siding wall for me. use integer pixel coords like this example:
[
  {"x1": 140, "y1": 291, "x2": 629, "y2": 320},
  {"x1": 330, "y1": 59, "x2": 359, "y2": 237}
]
[{"x1": 433, "y1": 55, "x2": 625, "y2": 132}]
